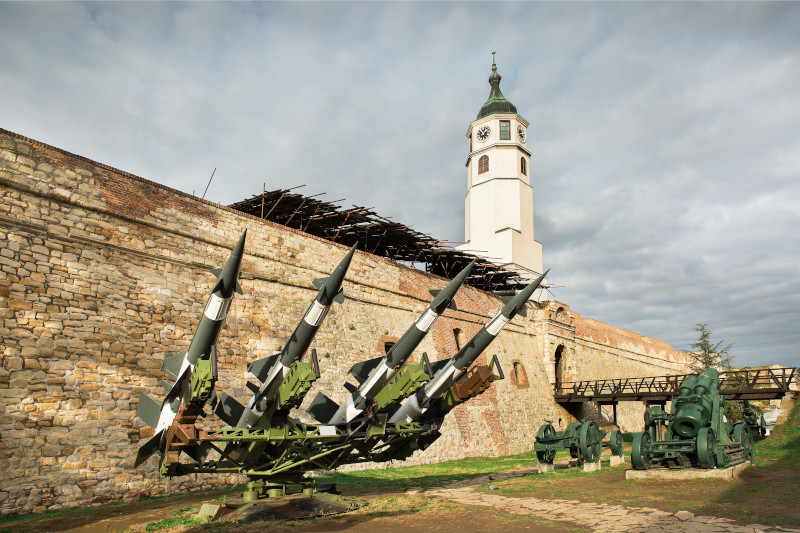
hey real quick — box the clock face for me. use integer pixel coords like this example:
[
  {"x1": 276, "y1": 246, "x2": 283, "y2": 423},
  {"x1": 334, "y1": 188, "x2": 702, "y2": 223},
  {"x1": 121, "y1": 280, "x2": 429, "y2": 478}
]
[
  {"x1": 517, "y1": 125, "x2": 526, "y2": 142},
  {"x1": 476, "y1": 126, "x2": 491, "y2": 142}
]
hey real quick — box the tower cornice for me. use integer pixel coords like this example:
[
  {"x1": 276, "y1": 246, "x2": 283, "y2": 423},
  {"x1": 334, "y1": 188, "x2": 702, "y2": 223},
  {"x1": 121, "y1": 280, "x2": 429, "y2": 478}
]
[{"x1": 465, "y1": 143, "x2": 531, "y2": 167}]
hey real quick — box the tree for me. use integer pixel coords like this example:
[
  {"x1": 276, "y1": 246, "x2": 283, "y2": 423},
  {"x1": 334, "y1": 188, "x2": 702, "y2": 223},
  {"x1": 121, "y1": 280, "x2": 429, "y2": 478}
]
[{"x1": 686, "y1": 323, "x2": 734, "y2": 373}]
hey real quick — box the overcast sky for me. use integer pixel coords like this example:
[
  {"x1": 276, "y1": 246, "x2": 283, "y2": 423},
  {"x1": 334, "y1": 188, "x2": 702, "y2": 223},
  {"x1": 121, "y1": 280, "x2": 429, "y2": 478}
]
[{"x1": 2, "y1": 2, "x2": 798, "y2": 368}]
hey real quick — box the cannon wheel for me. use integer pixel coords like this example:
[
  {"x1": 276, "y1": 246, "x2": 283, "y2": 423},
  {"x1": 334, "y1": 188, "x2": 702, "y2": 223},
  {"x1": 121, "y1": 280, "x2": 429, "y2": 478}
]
[
  {"x1": 536, "y1": 422, "x2": 556, "y2": 442},
  {"x1": 631, "y1": 431, "x2": 652, "y2": 470},
  {"x1": 697, "y1": 427, "x2": 716, "y2": 468},
  {"x1": 536, "y1": 449, "x2": 556, "y2": 464},
  {"x1": 535, "y1": 423, "x2": 558, "y2": 465},
  {"x1": 609, "y1": 429, "x2": 624, "y2": 456},
  {"x1": 579, "y1": 421, "x2": 602, "y2": 463},
  {"x1": 732, "y1": 423, "x2": 755, "y2": 464}
]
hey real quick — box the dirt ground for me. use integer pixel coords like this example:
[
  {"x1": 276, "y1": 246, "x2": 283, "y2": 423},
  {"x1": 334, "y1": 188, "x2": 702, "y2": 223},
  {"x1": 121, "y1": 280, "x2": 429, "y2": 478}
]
[{"x1": 6, "y1": 489, "x2": 582, "y2": 533}]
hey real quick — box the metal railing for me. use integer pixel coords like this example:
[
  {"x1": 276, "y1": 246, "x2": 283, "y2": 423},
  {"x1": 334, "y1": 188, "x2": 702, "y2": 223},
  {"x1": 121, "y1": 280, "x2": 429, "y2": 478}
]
[{"x1": 554, "y1": 366, "x2": 797, "y2": 402}]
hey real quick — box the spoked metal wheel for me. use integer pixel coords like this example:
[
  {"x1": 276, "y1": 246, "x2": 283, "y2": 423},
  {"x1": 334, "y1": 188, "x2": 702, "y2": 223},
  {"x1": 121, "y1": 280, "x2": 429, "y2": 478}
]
[
  {"x1": 732, "y1": 423, "x2": 755, "y2": 464},
  {"x1": 696, "y1": 427, "x2": 717, "y2": 468},
  {"x1": 579, "y1": 421, "x2": 602, "y2": 463},
  {"x1": 609, "y1": 429, "x2": 624, "y2": 456},
  {"x1": 631, "y1": 431, "x2": 652, "y2": 470},
  {"x1": 536, "y1": 423, "x2": 556, "y2": 442},
  {"x1": 535, "y1": 423, "x2": 558, "y2": 465}
]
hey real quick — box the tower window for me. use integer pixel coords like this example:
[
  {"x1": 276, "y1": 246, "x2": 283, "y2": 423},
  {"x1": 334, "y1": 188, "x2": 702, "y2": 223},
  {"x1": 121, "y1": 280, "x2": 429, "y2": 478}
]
[
  {"x1": 500, "y1": 120, "x2": 511, "y2": 140},
  {"x1": 478, "y1": 155, "x2": 489, "y2": 174},
  {"x1": 521, "y1": 157, "x2": 527, "y2": 176}
]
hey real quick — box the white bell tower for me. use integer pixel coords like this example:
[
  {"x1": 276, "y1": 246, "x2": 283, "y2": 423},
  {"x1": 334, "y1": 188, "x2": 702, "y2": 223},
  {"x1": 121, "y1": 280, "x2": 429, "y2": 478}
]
[{"x1": 457, "y1": 53, "x2": 543, "y2": 277}]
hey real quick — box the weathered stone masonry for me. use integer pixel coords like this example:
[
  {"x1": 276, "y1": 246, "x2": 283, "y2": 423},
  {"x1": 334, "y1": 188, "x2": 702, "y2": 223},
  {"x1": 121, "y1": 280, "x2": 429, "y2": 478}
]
[{"x1": 0, "y1": 129, "x2": 688, "y2": 515}]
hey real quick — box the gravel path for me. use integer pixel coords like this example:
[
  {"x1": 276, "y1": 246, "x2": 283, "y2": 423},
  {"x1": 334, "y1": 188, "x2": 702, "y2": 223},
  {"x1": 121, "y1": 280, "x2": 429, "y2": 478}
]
[{"x1": 422, "y1": 468, "x2": 800, "y2": 533}]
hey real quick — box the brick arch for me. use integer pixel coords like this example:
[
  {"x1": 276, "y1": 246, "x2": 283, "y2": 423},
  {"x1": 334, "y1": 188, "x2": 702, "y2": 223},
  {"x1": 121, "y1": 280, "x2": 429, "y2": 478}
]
[{"x1": 554, "y1": 344, "x2": 566, "y2": 391}]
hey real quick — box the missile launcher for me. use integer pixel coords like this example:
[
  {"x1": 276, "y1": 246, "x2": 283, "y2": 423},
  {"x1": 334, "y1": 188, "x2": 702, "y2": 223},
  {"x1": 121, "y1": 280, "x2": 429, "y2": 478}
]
[{"x1": 133, "y1": 240, "x2": 548, "y2": 505}]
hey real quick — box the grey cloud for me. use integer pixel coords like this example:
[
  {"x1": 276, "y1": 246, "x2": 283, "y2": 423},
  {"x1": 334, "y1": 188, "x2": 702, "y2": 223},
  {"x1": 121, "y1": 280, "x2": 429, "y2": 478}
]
[{"x1": 1, "y1": 1, "x2": 798, "y2": 367}]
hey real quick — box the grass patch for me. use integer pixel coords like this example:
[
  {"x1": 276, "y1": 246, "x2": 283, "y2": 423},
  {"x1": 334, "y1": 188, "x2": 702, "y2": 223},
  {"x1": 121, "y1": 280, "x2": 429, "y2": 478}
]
[
  {"x1": 482, "y1": 399, "x2": 800, "y2": 528},
  {"x1": 315, "y1": 450, "x2": 541, "y2": 492},
  {"x1": 144, "y1": 507, "x2": 203, "y2": 531}
]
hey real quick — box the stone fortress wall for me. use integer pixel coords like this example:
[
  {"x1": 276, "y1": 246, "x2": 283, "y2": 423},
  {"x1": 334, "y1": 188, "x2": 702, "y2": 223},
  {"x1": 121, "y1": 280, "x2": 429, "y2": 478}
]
[{"x1": 0, "y1": 129, "x2": 689, "y2": 515}]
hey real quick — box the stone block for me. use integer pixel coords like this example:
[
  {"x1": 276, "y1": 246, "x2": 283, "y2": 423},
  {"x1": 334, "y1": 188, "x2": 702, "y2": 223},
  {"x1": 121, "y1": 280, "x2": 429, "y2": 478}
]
[
  {"x1": 538, "y1": 462, "x2": 554, "y2": 473},
  {"x1": 609, "y1": 455, "x2": 624, "y2": 466},
  {"x1": 582, "y1": 460, "x2": 601, "y2": 472},
  {"x1": 624, "y1": 462, "x2": 751, "y2": 480}
]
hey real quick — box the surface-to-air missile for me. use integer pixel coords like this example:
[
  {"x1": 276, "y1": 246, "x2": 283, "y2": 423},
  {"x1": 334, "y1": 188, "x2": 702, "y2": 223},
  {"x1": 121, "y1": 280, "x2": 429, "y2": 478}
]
[
  {"x1": 308, "y1": 260, "x2": 476, "y2": 425},
  {"x1": 214, "y1": 244, "x2": 357, "y2": 429},
  {"x1": 388, "y1": 270, "x2": 548, "y2": 424},
  {"x1": 135, "y1": 230, "x2": 247, "y2": 466}
]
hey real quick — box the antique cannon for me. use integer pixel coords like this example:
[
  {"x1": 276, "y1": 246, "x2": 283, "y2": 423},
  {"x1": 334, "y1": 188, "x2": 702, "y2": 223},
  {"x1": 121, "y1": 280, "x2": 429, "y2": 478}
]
[
  {"x1": 631, "y1": 368, "x2": 755, "y2": 470},
  {"x1": 534, "y1": 418, "x2": 622, "y2": 465}
]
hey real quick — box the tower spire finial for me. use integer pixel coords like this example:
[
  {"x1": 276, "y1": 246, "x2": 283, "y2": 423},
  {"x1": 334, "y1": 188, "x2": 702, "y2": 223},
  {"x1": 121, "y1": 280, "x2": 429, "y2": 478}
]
[{"x1": 476, "y1": 50, "x2": 517, "y2": 119}]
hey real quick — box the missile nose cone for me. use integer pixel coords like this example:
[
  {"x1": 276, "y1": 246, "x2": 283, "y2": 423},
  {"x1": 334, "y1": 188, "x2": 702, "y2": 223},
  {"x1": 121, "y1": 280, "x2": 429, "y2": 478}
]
[
  {"x1": 501, "y1": 269, "x2": 548, "y2": 319},
  {"x1": 315, "y1": 243, "x2": 357, "y2": 306},
  {"x1": 330, "y1": 244, "x2": 358, "y2": 283},
  {"x1": 339, "y1": 243, "x2": 358, "y2": 270},
  {"x1": 455, "y1": 260, "x2": 477, "y2": 282},
  {"x1": 216, "y1": 230, "x2": 247, "y2": 297},
  {"x1": 430, "y1": 260, "x2": 475, "y2": 311},
  {"x1": 231, "y1": 229, "x2": 247, "y2": 260}
]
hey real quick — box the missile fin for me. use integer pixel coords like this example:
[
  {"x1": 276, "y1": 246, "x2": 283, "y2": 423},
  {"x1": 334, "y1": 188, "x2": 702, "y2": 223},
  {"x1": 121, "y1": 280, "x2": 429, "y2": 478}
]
[
  {"x1": 245, "y1": 381, "x2": 259, "y2": 394},
  {"x1": 348, "y1": 356, "x2": 384, "y2": 385},
  {"x1": 211, "y1": 268, "x2": 222, "y2": 278},
  {"x1": 308, "y1": 393, "x2": 340, "y2": 423},
  {"x1": 429, "y1": 289, "x2": 441, "y2": 298},
  {"x1": 214, "y1": 393, "x2": 245, "y2": 427},
  {"x1": 449, "y1": 300, "x2": 458, "y2": 311},
  {"x1": 248, "y1": 353, "x2": 280, "y2": 383},
  {"x1": 517, "y1": 306, "x2": 528, "y2": 318},
  {"x1": 160, "y1": 380, "x2": 172, "y2": 392},
  {"x1": 500, "y1": 295, "x2": 514, "y2": 306},
  {"x1": 310, "y1": 349, "x2": 321, "y2": 378},
  {"x1": 343, "y1": 382, "x2": 358, "y2": 394},
  {"x1": 206, "y1": 392, "x2": 218, "y2": 410},
  {"x1": 134, "y1": 430, "x2": 164, "y2": 467},
  {"x1": 490, "y1": 354, "x2": 505, "y2": 380},
  {"x1": 161, "y1": 354, "x2": 184, "y2": 380},
  {"x1": 136, "y1": 392, "x2": 162, "y2": 428},
  {"x1": 312, "y1": 278, "x2": 325, "y2": 290},
  {"x1": 332, "y1": 287, "x2": 345, "y2": 304},
  {"x1": 422, "y1": 352, "x2": 432, "y2": 376},
  {"x1": 183, "y1": 445, "x2": 211, "y2": 464}
]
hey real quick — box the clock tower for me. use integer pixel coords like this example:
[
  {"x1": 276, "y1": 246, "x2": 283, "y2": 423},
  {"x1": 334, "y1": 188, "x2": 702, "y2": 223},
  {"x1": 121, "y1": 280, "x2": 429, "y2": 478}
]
[{"x1": 457, "y1": 53, "x2": 544, "y2": 278}]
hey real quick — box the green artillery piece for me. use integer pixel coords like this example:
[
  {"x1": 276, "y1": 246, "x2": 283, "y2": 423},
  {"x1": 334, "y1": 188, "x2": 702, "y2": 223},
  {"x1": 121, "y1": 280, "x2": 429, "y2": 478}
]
[
  {"x1": 741, "y1": 400, "x2": 763, "y2": 436},
  {"x1": 534, "y1": 418, "x2": 623, "y2": 466},
  {"x1": 631, "y1": 368, "x2": 755, "y2": 470}
]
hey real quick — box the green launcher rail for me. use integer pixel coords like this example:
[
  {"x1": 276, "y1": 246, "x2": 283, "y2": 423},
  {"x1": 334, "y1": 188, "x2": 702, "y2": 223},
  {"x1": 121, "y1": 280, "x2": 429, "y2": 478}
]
[{"x1": 554, "y1": 366, "x2": 797, "y2": 404}]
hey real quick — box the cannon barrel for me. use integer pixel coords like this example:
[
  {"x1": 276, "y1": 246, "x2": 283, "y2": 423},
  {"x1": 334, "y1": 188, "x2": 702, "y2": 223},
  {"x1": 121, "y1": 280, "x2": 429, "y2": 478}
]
[{"x1": 673, "y1": 368, "x2": 719, "y2": 438}]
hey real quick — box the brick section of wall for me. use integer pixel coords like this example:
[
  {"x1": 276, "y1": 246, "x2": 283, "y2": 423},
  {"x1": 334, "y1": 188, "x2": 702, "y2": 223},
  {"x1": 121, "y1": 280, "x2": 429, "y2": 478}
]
[{"x1": 0, "y1": 129, "x2": 688, "y2": 515}]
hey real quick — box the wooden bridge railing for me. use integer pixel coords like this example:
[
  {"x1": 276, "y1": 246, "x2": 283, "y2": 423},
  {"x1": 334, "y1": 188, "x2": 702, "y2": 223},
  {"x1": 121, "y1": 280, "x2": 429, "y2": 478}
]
[{"x1": 554, "y1": 366, "x2": 797, "y2": 403}]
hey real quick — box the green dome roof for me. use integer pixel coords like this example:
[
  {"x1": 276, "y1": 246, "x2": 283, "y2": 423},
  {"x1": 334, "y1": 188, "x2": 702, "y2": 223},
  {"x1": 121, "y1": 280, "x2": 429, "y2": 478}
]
[{"x1": 476, "y1": 55, "x2": 517, "y2": 120}]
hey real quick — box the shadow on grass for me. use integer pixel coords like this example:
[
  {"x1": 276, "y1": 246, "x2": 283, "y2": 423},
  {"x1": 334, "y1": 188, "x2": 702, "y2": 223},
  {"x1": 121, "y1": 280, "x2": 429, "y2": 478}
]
[{"x1": 691, "y1": 398, "x2": 800, "y2": 527}]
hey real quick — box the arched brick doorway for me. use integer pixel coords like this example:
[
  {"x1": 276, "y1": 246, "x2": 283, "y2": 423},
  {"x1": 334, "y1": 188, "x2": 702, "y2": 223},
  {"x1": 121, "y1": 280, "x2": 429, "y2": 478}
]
[{"x1": 554, "y1": 344, "x2": 566, "y2": 392}]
